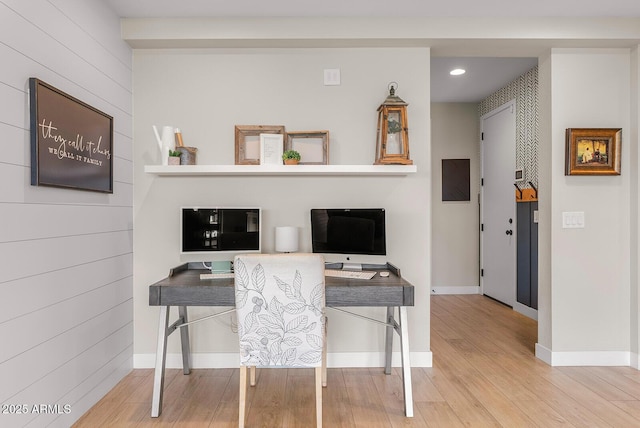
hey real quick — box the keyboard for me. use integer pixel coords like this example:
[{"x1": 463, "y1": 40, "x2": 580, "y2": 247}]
[
  {"x1": 325, "y1": 269, "x2": 377, "y2": 280},
  {"x1": 200, "y1": 272, "x2": 235, "y2": 280},
  {"x1": 201, "y1": 270, "x2": 378, "y2": 280}
]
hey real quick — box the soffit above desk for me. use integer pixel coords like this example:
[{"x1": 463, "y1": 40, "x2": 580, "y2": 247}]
[{"x1": 121, "y1": 17, "x2": 640, "y2": 54}]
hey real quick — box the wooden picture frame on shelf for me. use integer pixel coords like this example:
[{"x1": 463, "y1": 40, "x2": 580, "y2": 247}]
[
  {"x1": 285, "y1": 131, "x2": 329, "y2": 165},
  {"x1": 235, "y1": 125, "x2": 285, "y2": 165},
  {"x1": 565, "y1": 128, "x2": 621, "y2": 176}
]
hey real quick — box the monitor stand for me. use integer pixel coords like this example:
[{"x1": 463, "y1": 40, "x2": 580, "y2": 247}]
[{"x1": 342, "y1": 262, "x2": 363, "y2": 271}]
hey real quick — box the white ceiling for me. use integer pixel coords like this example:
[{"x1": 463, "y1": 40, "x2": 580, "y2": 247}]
[
  {"x1": 104, "y1": 0, "x2": 640, "y2": 19},
  {"x1": 431, "y1": 57, "x2": 538, "y2": 102},
  {"x1": 103, "y1": 0, "x2": 639, "y2": 102}
]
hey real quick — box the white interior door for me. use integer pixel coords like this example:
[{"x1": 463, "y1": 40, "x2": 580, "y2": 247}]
[{"x1": 481, "y1": 100, "x2": 516, "y2": 306}]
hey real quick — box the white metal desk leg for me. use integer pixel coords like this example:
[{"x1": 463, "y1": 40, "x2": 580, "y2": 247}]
[
  {"x1": 384, "y1": 306, "x2": 394, "y2": 375},
  {"x1": 151, "y1": 306, "x2": 170, "y2": 417},
  {"x1": 398, "y1": 306, "x2": 414, "y2": 417},
  {"x1": 178, "y1": 306, "x2": 191, "y2": 375}
]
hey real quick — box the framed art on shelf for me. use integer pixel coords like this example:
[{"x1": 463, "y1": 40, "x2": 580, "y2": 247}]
[
  {"x1": 260, "y1": 133, "x2": 284, "y2": 165},
  {"x1": 235, "y1": 125, "x2": 285, "y2": 165},
  {"x1": 285, "y1": 131, "x2": 329, "y2": 165},
  {"x1": 565, "y1": 128, "x2": 621, "y2": 176}
]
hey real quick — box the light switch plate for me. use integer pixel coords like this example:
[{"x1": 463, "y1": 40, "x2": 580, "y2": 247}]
[
  {"x1": 562, "y1": 211, "x2": 585, "y2": 228},
  {"x1": 323, "y1": 68, "x2": 341, "y2": 86}
]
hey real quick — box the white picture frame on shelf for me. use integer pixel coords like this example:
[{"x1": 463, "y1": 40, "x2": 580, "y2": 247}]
[{"x1": 260, "y1": 133, "x2": 284, "y2": 165}]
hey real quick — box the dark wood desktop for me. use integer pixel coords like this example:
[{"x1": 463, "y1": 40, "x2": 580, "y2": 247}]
[{"x1": 148, "y1": 262, "x2": 415, "y2": 418}]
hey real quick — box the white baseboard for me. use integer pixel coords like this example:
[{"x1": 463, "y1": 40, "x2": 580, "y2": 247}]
[
  {"x1": 134, "y1": 351, "x2": 432, "y2": 369},
  {"x1": 632, "y1": 353, "x2": 640, "y2": 370},
  {"x1": 513, "y1": 302, "x2": 538, "y2": 321},
  {"x1": 431, "y1": 285, "x2": 480, "y2": 295},
  {"x1": 535, "y1": 343, "x2": 631, "y2": 367},
  {"x1": 535, "y1": 343, "x2": 553, "y2": 365}
]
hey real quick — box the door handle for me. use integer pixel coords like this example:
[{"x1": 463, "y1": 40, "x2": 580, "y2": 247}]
[{"x1": 505, "y1": 230, "x2": 513, "y2": 235}]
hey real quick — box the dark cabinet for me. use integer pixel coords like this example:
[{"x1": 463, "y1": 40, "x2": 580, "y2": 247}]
[{"x1": 517, "y1": 201, "x2": 538, "y2": 309}]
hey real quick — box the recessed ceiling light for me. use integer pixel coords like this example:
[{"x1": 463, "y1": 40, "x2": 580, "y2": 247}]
[{"x1": 450, "y1": 68, "x2": 466, "y2": 76}]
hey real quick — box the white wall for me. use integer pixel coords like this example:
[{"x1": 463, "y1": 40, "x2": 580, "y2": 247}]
[
  {"x1": 537, "y1": 52, "x2": 553, "y2": 350},
  {"x1": 0, "y1": 0, "x2": 133, "y2": 426},
  {"x1": 631, "y1": 45, "x2": 640, "y2": 368},
  {"x1": 133, "y1": 47, "x2": 431, "y2": 368},
  {"x1": 430, "y1": 103, "x2": 480, "y2": 293},
  {"x1": 538, "y1": 49, "x2": 632, "y2": 365}
]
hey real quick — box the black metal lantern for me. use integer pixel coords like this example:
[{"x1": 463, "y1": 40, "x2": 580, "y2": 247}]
[{"x1": 375, "y1": 83, "x2": 412, "y2": 165}]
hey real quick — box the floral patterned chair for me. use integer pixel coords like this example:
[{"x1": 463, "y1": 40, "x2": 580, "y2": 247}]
[{"x1": 234, "y1": 253, "x2": 326, "y2": 427}]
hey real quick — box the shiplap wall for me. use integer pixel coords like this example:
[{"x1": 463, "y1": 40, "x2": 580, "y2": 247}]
[{"x1": 0, "y1": 0, "x2": 133, "y2": 426}]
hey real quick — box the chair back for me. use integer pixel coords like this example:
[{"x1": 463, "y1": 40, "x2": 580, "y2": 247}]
[{"x1": 234, "y1": 253, "x2": 325, "y2": 368}]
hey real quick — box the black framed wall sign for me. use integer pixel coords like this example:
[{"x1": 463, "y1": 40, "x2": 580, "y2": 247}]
[
  {"x1": 29, "y1": 78, "x2": 113, "y2": 193},
  {"x1": 442, "y1": 158, "x2": 470, "y2": 201}
]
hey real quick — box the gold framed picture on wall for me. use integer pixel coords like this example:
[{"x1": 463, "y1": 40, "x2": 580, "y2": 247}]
[{"x1": 565, "y1": 128, "x2": 621, "y2": 176}]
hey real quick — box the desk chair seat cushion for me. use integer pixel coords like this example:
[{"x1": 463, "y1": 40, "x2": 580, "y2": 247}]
[{"x1": 234, "y1": 253, "x2": 325, "y2": 368}]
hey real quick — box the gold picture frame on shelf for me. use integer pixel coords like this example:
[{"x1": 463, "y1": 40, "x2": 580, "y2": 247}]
[
  {"x1": 565, "y1": 128, "x2": 621, "y2": 176},
  {"x1": 285, "y1": 131, "x2": 329, "y2": 165},
  {"x1": 235, "y1": 125, "x2": 285, "y2": 165}
]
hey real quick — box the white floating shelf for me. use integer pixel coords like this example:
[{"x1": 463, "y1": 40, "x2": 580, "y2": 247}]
[{"x1": 144, "y1": 164, "x2": 417, "y2": 176}]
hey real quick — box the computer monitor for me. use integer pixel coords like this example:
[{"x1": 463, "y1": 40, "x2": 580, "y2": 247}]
[
  {"x1": 181, "y1": 207, "x2": 261, "y2": 256},
  {"x1": 310, "y1": 208, "x2": 386, "y2": 269}
]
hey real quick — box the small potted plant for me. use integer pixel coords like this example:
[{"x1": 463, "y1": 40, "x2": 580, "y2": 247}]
[
  {"x1": 282, "y1": 149, "x2": 301, "y2": 165},
  {"x1": 168, "y1": 149, "x2": 181, "y2": 165}
]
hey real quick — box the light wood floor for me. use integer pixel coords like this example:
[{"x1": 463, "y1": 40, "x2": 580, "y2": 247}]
[{"x1": 74, "y1": 295, "x2": 640, "y2": 427}]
